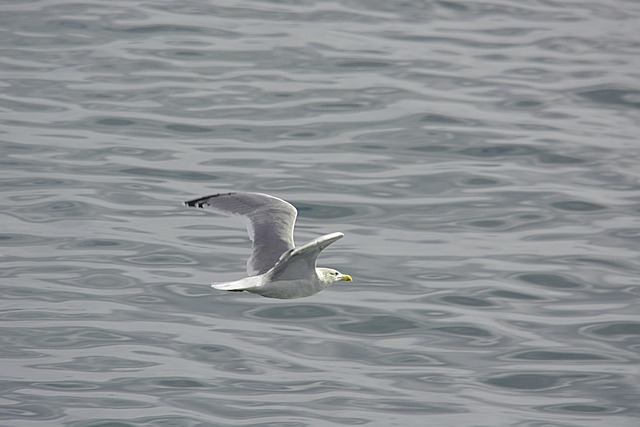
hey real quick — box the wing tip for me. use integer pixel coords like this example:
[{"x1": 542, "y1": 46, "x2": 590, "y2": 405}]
[
  {"x1": 184, "y1": 192, "x2": 237, "y2": 208},
  {"x1": 327, "y1": 231, "x2": 344, "y2": 240},
  {"x1": 183, "y1": 198, "x2": 204, "y2": 208}
]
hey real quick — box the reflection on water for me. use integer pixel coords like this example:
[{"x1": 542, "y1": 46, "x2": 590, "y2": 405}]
[{"x1": 2, "y1": 0, "x2": 640, "y2": 426}]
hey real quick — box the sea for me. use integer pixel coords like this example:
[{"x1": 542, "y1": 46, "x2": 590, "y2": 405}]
[{"x1": 1, "y1": 1, "x2": 639, "y2": 426}]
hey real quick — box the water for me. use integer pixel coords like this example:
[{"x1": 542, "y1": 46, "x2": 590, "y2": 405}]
[{"x1": 1, "y1": 0, "x2": 640, "y2": 426}]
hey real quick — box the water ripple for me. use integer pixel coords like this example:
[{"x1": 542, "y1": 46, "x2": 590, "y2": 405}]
[{"x1": 2, "y1": 0, "x2": 639, "y2": 425}]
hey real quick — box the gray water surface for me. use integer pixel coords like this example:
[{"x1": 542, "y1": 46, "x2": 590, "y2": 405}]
[{"x1": 2, "y1": 1, "x2": 640, "y2": 426}]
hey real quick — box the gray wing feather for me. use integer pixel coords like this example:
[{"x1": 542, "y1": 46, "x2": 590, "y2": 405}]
[
  {"x1": 270, "y1": 232, "x2": 344, "y2": 281},
  {"x1": 184, "y1": 192, "x2": 297, "y2": 275}
]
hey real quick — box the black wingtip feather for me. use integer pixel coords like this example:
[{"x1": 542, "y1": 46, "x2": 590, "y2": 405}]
[{"x1": 183, "y1": 192, "x2": 237, "y2": 208}]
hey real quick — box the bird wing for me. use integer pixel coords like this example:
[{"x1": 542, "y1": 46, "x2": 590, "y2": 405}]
[
  {"x1": 269, "y1": 232, "x2": 344, "y2": 281},
  {"x1": 184, "y1": 192, "x2": 297, "y2": 275}
]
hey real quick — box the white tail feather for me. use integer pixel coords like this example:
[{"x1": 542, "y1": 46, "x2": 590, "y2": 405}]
[{"x1": 211, "y1": 276, "x2": 262, "y2": 291}]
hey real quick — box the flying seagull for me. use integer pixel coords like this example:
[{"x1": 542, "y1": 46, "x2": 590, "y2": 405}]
[{"x1": 184, "y1": 192, "x2": 352, "y2": 299}]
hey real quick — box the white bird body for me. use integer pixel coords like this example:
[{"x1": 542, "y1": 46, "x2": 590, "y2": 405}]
[
  {"x1": 213, "y1": 272, "x2": 329, "y2": 300},
  {"x1": 184, "y1": 192, "x2": 352, "y2": 299}
]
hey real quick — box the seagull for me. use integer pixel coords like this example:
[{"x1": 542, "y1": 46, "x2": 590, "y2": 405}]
[{"x1": 184, "y1": 192, "x2": 352, "y2": 299}]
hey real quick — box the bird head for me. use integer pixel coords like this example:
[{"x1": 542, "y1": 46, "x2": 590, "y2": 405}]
[{"x1": 321, "y1": 268, "x2": 353, "y2": 283}]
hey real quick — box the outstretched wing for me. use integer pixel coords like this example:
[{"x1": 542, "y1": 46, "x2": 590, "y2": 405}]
[
  {"x1": 269, "y1": 232, "x2": 344, "y2": 281},
  {"x1": 184, "y1": 192, "x2": 297, "y2": 275}
]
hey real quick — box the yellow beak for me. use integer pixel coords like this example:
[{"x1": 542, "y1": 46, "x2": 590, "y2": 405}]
[{"x1": 340, "y1": 274, "x2": 353, "y2": 282}]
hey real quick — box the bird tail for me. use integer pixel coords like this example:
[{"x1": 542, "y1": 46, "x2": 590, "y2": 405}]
[{"x1": 211, "y1": 276, "x2": 262, "y2": 291}]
